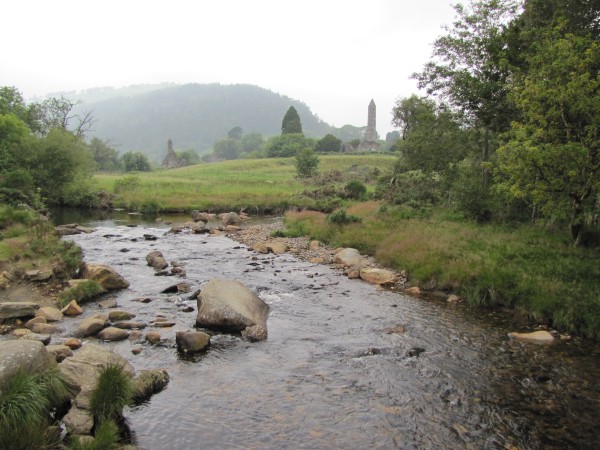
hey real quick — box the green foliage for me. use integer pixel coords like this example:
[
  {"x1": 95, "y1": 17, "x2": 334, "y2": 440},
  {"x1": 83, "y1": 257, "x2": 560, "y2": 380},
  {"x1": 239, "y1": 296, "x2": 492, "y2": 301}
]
[
  {"x1": 241, "y1": 133, "x2": 264, "y2": 154},
  {"x1": 213, "y1": 138, "x2": 242, "y2": 160},
  {"x1": 69, "y1": 420, "x2": 120, "y2": 450},
  {"x1": 62, "y1": 176, "x2": 100, "y2": 208},
  {"x1": 266, "y1": 133, "x2": 315, "y2": 158},
  {"x1": 176, "y1": 149, "x2": 200, "y2": 165},
  {"x1": 140, "y1": 199, "x2": 161, "y2": 214},
  {"x1": 227, "y1": 126, "x2": 243, "y2": 140},
  {"x1": 343, "y1": 180, "x2": 367, "y2": 200},
  {"x1": 114, "y1": 175, "x2": 141, "y2": 194},
  {"x1": 120, "y1": 151, "x2": 151, "y2": 172},
  {"x1": 0, "y1": 368, "x2": 68, "y2": 450},
  {"x1": 281, "y1": 106, "x2": 303, "y2": 134},
  {"x1": 89, "y1": 137, "x2": 120, "y2": 171},
  {"x1": 315, "y1": 134, "x2": 342, "y2": 153},
  {"x1": 58, "y1": 279, "x2": 104, "y2": 308},
  {"x1": 327, "y1": 209, "x2": 362, "y2": 226},
  {"x1": 295, "y1": 147, "x2": 319, "y2": 178},
  {"x1": 90, "y1": 364, "x2": 132, "y2": 424}
]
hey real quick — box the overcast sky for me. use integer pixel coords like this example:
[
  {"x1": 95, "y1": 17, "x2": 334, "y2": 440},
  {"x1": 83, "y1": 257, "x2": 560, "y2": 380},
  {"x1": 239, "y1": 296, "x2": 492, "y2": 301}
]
[{"x1": 2, "y1": 0, "x2": 458, "y2": 136}]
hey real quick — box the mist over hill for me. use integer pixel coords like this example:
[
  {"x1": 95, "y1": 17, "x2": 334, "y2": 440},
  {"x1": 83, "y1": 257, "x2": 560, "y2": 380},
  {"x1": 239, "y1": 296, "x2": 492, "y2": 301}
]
[{"x1": 68, "y1": 83, "x2": 364, "y2": 161}]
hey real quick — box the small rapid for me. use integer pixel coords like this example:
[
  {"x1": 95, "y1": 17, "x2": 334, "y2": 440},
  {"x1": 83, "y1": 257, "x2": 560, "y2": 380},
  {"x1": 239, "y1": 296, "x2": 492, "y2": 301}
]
[{"x1": 58, "y1": 216, "x2": 600, "y2": 449}]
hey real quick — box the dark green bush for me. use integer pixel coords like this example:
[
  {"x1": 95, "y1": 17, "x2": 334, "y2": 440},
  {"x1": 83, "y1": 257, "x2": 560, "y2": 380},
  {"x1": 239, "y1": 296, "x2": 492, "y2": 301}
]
[
  {"x1": 328, "y1": 209, "x2": 362, "y2": 226},
  {"x1": 343, "y1": 180, "x2": 367, "y2": 199}
]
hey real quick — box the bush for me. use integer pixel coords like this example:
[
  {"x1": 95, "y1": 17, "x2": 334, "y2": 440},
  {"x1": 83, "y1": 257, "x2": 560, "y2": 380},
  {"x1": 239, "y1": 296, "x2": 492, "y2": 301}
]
[
  {"x1": 343, "y1": 180, "x2": 367, "y2": 200},
  {"x1": 295, "y1": 148, "x2": 319, "y2": 178},
  {"x1": 328, "y1": 209, "x2": 362, "y2": 226},
  {"x1": 114, "y1": 175, "x2": 140, "y2": 194}
]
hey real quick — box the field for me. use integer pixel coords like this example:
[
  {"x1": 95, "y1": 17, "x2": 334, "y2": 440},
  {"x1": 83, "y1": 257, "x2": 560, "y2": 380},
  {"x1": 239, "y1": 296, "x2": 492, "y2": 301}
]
[{"x1": 95, "y1": 155, "x2": 395, "y2": 212}]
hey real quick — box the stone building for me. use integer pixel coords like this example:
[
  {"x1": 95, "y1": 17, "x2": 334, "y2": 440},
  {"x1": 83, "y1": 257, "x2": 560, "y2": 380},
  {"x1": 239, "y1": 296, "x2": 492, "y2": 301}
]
[
  {"x1": 358, "y1": 99, "x2": 380, "y2": 151},
  {"x1": 161, "y1": 139, "x2": 185, "y2": 169}
]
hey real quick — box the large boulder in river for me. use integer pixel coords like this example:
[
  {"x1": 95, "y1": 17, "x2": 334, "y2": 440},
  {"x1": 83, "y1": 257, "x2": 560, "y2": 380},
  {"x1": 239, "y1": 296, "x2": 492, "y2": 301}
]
[
  {"x1": 0, "y1": 340, "x2": 54, "y2": 388},
  {"x1": 146, "y1": 251, "x2": 168, "y2": 270},
  {"x1": 80, "y1": 263, "x2": 129, "y2": 290},
  {"x1": 196, "y1": 278, "x2": 269, "y2": 341},
  {"x1": 221, "y1": 212, "x2": 242, "y2": 225},
  {"x1": 176, "y1": 331, "x2": 210, "y2": 353},
  {"x1": 60, "y1": 344, "x2": 134, "y2": 435},
  {"x1": 333, "y1": 248, "x2": 367, "y2": 269}
]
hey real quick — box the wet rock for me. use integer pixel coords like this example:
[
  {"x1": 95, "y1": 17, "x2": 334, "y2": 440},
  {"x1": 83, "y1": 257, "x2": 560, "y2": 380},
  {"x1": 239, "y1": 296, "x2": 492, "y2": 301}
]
[
  {"x1": 20, "y1": 332, "x2": 51, "y2": 345},
  {"x1": 132, "y1": 346, "x2": 143, "y2": 355},
  {"x1": 98, "y1": 327, "x2": 130, "y2": 341},
  {"x1": 36, "y1": 306, "x2": 63, "y2": 322},
  {"x1": 333, "y1": 248, "x2": 366, "y2": 269},
  {"x1": 406, "y1": 347, "x2": 426, "y2": 358},
  {"x1": 145, "y1": 331, "x2": 161, "y2": 345},
  {"x1": 0, "y1": 301, "x2": 39, "y2": 320},
  {"x1": 60, "y1": 344, "x2": 134, "y2": 435},
  {"x1": 359, "y1": 268, "x2": 398, "y2": 286},
  {"x1": 309, "y1": 240, "x2": 320, "y2": 250},
  {"x1": 162, "y1": 283, "x2": 191, "y2": 294},
  {"x1": 221, "y1": 212, "x2": 242, "y2": 225},
  {"x1": 26, "y1": 316, "x2": 47, "y2": 329},
  {"x1": 108, "y1": 310, "x2": 136, "y2": 321},
  {"x1": 146, "y1": 250, "x2": 169, "y2": 270},
  {"x1": 192, "y1": 222, "x2": 210, "y2": 234},
  {"x1": 114, "y1": 321, "x2": 146, "y2": 330},
  {"x1": 80, "y1": 263, "x2": 129, "y2": 290},
  {"x1": 98, "y1": 298, "x2": 118, "y2": 308},
  {"x1": 31, "y1": 323, "x2": 63, "y2": 334},
  {"x1": 134, "y1": 297, "x2": 152, "y2": 303},
  {"x1": 152, "y1": 320, "x2": 176, "y2": 328},
  {"x1": 63, "y1": 338, "x2": 82, "y2": 350},
  {"x1": 74, "y1": 314, "x2": 107, "y2": 338},
  {"x1": 405, "y1": 286, "x2": 421, "y2": 296},
  {"x1": 241, "y1": 324, "x2": 268, "y2": 342},
  {"x1": 0, "y1": 340, "x2": 54, "y2": 388},
  {"x1": 196, "y1": 278, "x2": 269, "y2": 341},
  {"x1": 192, "y1": 211, "x2": 210, "y2": 223},
  {"x1": 46, "y1": 344, "x2": 73, "y2": 362},
  {"x1": 131, "y1": 369, "x2": 170, "y2": 403},
  {"x1": 176, "y1": 331, "x2": 210, "y2": 353},
  {"x1": 447, "y1": 294, "x2": 461, "y2": 303},
  {"x1": 61, "y1": 300, "x2": 83, "y2": 316},
  {"x1": 143, "y1": 234, "x2": 158, "y2": 241},
  {"x1": 508, "y1": 330, "x2": 555, "y2": 345},
  {"x1": 12, "y1": 328, "x2": 31, "y2": 337}
]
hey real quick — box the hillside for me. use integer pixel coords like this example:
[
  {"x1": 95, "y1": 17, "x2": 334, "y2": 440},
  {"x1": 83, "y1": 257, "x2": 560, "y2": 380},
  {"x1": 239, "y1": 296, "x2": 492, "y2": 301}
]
[{"x1": 74, "y1": 83, "x2": 348, "y2": 160}]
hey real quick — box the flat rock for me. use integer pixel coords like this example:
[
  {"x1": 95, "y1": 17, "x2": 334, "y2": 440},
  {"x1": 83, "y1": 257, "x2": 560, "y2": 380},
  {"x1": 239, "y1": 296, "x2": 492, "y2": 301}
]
[
  {"x1": 268, "y1": 241, "x2": 288, "y2": 254},
  {"x1": 80, "y1": 263, "x2": 129, "y2": 290},
  {"x1": 108, "y1": 310, "x2": 136, "y2": 321},
  {"x1": 508, "y1": 330, "x2": 555, "y2": 344},
  {"x1": 31, "y1": 323, "x2": 63, "y2": 334},
  {"x1": 0, "y1": 302, "x2": 39, "y2": 320},
  {"x1": 74, "y1": 314, "x2": 108, "y2": 338},
  {"x1": 46, "y1": 344, "x2": 73, "y2": 362},
  {"x1": 145, "y1": 331, "x2": 161, "y2": 344},
  {"x1": 152, "y1": 320, "x2": 176, "y2": 328},
  {"x1": 99, "y1": 298, "x2": 118, "y2": 308},
  {"x1": 97, "y1": 326, "x2": 130, "y2": 341},
  {"x1": 359, "y1": 268, "x2": 398, "y2": 286},
  {"x1": 19, "y1": 332, "x2": 51, "y2": 345},
  {"x1": 114, "y1": 320, "x2": 146, "y2": 330},
  {"x1": 36, "y1": 306, "x2": 63, "y2": 322},
  {"x1": 26, "y1": 316, "x2": 47, "y2": 329}
]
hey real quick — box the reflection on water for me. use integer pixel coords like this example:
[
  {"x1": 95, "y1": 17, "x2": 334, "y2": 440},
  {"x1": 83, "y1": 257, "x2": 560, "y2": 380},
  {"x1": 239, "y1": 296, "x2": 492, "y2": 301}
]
[{"x1": 55, "y1": 215, "x2": 600, "y2": 450}]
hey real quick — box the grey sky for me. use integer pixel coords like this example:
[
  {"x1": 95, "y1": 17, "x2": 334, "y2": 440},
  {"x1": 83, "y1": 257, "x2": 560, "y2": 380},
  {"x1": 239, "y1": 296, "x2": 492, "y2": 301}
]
[{"x1": 2, "y1": 0, "x2": 457, "y2": 135}]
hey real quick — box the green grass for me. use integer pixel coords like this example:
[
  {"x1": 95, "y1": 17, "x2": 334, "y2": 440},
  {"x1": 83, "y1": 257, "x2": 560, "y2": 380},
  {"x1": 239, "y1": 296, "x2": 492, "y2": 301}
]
[
  {"x1": 95, "y1": 155, "x2": 395, "y2": 212},
  {"x1": 90, "y1": 364, "x2": 133, "y2": 424},
  {"x1": 285, "y1": 202, "x2": 600, "y2": 338},
  {"x1": 58, "y1": 280, "x2": 105, "y2": 308}
]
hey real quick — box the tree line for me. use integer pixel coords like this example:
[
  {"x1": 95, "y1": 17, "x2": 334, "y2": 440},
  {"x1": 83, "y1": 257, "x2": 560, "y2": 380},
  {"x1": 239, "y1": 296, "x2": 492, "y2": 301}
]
[{"x1": 386, "y1": 0, "x2": 599, "y2": 245}]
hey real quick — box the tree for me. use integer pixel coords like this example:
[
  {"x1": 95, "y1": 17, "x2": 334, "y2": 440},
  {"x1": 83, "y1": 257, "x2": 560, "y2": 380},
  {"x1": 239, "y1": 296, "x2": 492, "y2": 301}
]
[
  {"x1": 497, "y1": 31, "x2": 600, "y2": 245},
  {"x1": 121, "y1": 151, "x2": 151, "y2": 172},
  {"x1": 295, "y1": 147, "x2": 319, "y2": 178},
  {"x1": 265, "y1": 133, "x2": 315, "y2": 158},
  {"x1": 413, "y1": 0, "x2": 520, "y2": 183},
  {"x1": 176, "y1": 149, "x2": 200, "y2": 165},
  {"x1": 315, "y1": 134, "x2": 342, "y2": 153},
  {"x1": 281, "y1": 106, "x2": 303, "y2": 134},
  {"x1": 89, "y1": 137, "x2": 120, "y2": 171},
  {"x1": 0, "y1": 113, "x2": 30, "y2": 173},
  {"x1": 227, "y1": 126, "x2": 243, "y2": 140},
  {"x1": 36, "y1": 96, "x2": 95, "y2": 138},
  {"x1": 240, "y1": 133, "x2": 264, "y2": 154},
  {"x1": 213, "y1": 138, "x2": 242, "y2": 160}
]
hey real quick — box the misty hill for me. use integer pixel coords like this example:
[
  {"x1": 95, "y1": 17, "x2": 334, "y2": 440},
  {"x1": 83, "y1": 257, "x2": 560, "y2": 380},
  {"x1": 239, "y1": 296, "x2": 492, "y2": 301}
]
[{"x1": 76, "y1": 83, "x2": 347, "y2": 161}]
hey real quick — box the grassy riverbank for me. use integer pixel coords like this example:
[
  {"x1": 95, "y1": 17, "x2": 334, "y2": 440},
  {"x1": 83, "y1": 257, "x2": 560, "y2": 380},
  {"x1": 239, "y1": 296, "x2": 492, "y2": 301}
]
[
  {"x1": 95, "y1": 155, "x2": 394, "y2": 212},
  {"x1": 284, "y1": 202, "x2": 600, "y2": 338}
]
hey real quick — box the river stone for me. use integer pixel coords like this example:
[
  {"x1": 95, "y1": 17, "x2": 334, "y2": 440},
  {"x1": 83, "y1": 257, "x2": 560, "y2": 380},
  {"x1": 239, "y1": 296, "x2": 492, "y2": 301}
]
[
  {"x1": 46, "y1": 344, "x2": 73, "y2": 362},
  {"x1": 80, "y1": 263, "x2": 129, "y2": 290},
  {"x1": 131, "y1": 369, "x2": 170, "y2": 403},
  {"x1": 333, "y1": 248, "x2": 366, "y2": 269},
  {"x1": 36, "y1": 306, "x2": 63, "y2": 322},
  {"x1": 196, "y1": 278, "x2": 269, "y2": 340},
  {"x1": 74, "y1": 314, "x2": 108, "y2": 338},
  {"x1": 153, "y1": 320, "x2": 176, "y2": 328},
  {"x1": 99, "y1": 298, "x2": 118, "y2": 308},
  {"x1": 405, "y1": 286, "x2": 421, "y2": 296},
  {"x1": 63, "y1": 338, "x2": 82, "y2": 350},
  {"x1": 12, "y1": 328, "x2": 31, "y2": 337},
  {"x1": 20, "y1": 332, "x2": 51, "y2": 345},
  {"x1": 26, "y1": 316, "x2": 47, "y2": 329},
  {"x1": 252, "y1": 243, "x2": 270, "y2": 254},
  {"x1": 146, "y1": 250, "x2": 169, "y2": 270},
  {"x1": 359, "y1": 268, "x2": 398, "y2": 286},
  {"x1": 192, "y1": 222, "x2": 209, "y2": 234},
  {"x1": 0, "y1": 340, "x2": 54, "y2": 388},
  {"x1": 221, "y1": 212, "x2": 242, "y2": 225},
  {"x1": 309, "y1": 240, "x2": 320, "y2": 250},
  {"x1": 176, "y1": 331, "x2": 210, "y2": 353},
  {"x1": 108, "y1": 310, "x2": 136, "y2": 321},
  {"x1": 268, "y1": 241, "x2": 288, "y2": 254},
  {"x1": 508, "y1": 330, "x2": 555, "y2": 344},
  {"x1": 114, "y1": 320, "x2": 146, "y2": 330},
  {"x1": 61, "y1": 300, "x2": 83, "y2": 316},
  {"x1": 60, "y1": 344, "x2": 134, "y2": 435},
  {"x1": 98, "y1": 326, "x2": 130, "y2": 341},
  {"x1": 31, "y1": 322, "x2": 63, "y2": 334},
  {"x1": 0, "y1": 301, "x2": 39, "y2": 320},
  {"x1": 192, "y1": 211, "x2": 210, "y2": 223},
  {"x1": 145, "y1": 331, "x2": 161, "y2": 344}
]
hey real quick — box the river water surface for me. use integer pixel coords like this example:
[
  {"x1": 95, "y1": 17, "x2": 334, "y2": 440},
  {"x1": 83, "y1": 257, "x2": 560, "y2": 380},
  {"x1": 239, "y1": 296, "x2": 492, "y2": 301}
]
[{"x1": 56, "y1": 211, "x2": 599, "y2": 449}]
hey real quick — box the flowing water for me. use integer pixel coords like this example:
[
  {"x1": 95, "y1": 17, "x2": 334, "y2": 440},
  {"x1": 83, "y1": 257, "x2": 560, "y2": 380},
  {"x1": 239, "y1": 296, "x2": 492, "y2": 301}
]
[{"x1": 53, "y1": 211, "x2": 600, "y2": 449}]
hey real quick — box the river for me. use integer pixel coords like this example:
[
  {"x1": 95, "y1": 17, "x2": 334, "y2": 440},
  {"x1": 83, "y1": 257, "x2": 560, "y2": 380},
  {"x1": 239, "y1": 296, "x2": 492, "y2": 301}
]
[{"x1": 55, "y1": 210, "x2": 599, "y2": 449}]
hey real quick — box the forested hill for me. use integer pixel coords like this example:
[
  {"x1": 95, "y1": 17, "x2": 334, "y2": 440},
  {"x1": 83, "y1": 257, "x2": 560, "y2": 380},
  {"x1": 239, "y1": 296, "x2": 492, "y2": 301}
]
[{"x1": 76, "y1": 83, "x2": 337, "y2": 160}]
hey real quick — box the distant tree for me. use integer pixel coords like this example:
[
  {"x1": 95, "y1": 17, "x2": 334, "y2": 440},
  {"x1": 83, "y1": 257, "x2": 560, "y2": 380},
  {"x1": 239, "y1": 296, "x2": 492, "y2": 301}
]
[
  {"x1": 295, "y1": 147, "x2": 319, "y2": 178},
  {"x1": 315, "y1": 134, "x2": 342, "y2": 153},
  {"x1": 89, "y1": 137, "x2": 120, "y2": 171},
  {"x1": 385, "y1": 131, "x2": 401, "y2": 146},
  {"x1": 281, "y1": 106, "x2": 303, "y2": 134},
  {"x1": 240, "y1": 133, "x2": 264, "y2": 153},
  {"x1": 213, "y1": 138, "x2": 242, "y2": 160},
  {"x1": 266, "y1": 133, "x2": 315, "y2": 158},
  {"x1": 176, "y1": 149, "x2": 200, "y2": 165},
  {"x1": 37, "y1": 96, "x2": 96, "y2": 138},
  {"x1": 121, "y1": 151, "x2": 151, "y2": 172},
  {"x1": 227, "y1": 126, "x2": 243, "y2": 140}
]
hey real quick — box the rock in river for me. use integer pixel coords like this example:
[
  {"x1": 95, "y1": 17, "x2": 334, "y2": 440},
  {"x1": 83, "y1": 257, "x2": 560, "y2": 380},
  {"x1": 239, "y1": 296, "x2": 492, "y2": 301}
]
[
  {"x1": 80, "y1": 263, "x2": 129, "y2": 290},
  {"x1": 196, "y1": 278, "x2": 269, "y2": 341},
  {"x1": 508, "y1": 330, "x2": 555, "y2": 344},
  {"x1": 176, "y1": 331, "x2": 210, "y2": 353}
]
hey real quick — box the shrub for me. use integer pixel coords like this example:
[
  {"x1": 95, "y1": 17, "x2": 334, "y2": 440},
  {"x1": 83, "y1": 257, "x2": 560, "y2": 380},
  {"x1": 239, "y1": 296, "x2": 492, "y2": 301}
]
[
  {"x1": 114, "y1": 175, "x2": 140, "y2": 194},
  {"x1": 328, "y1": 209, "x2": 362, "y2": 226},
  {"x1": 343, "y1": 180, "x2": 367, "y2": 200},
  {"x1": 295, "y1": 148, "x2": 319, "y2": 178}
]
